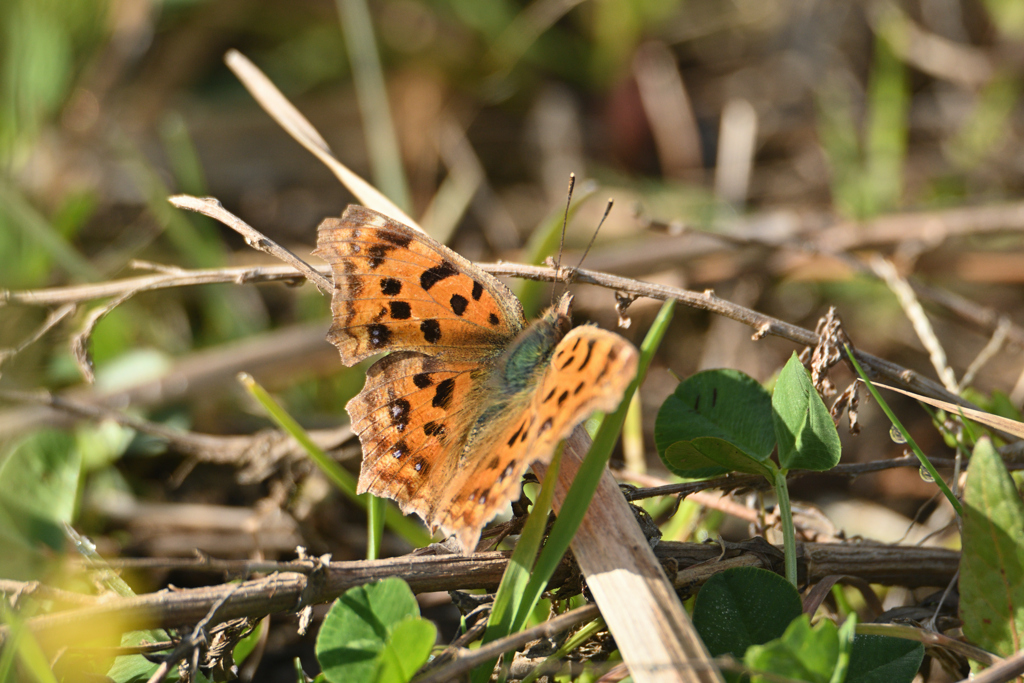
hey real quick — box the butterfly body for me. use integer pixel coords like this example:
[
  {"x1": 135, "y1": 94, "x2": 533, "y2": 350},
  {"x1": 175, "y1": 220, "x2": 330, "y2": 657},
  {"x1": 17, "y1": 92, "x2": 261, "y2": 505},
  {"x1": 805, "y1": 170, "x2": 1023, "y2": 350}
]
[
  {"x1": 315, "y1": 206, "x2": 638, "y2": 552},
  {"x1": 492, "y1": 295, "x2": 571, "y2": 394}
]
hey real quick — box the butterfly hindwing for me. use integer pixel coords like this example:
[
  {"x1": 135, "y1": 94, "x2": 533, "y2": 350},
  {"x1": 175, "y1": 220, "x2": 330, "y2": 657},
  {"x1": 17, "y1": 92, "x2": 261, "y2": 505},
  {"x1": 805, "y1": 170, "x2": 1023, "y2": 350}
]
[
  {"x1": 314, "y1": 206, "x2": 527, "y2": 365},
  {"x1": 348, "y1": 352, "x2": 482, "y2": 525}
]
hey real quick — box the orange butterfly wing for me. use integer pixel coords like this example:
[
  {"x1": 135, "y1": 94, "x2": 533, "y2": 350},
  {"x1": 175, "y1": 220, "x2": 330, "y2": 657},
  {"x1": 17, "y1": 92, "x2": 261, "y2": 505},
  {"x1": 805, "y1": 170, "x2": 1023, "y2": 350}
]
[
  {"x1": 313, "y1": 205, "x2": 526, "y2": 365},
  {"x1": 346, "y1": 351, "x2": 484, "y2": 528},
  {"x1": 317, "y1": 205, "x2": 639, "y2": 553},
  {"x1": 434, "y1": 326, "x2": 638, "y2": 552}
]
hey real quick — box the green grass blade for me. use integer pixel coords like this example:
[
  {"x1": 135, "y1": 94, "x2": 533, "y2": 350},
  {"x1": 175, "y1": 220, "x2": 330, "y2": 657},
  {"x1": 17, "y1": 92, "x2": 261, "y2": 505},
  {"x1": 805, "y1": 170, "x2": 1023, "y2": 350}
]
[
  {"x1": 335, "y1": 0, "x2": 411, "y2": 213},
  {"x1": 471, "y1": 446, "x2": 564, "y2": 682},
  {"x1": 772, "y1": 465, "x2": 798, "y2": 587},
  {"x1": 864, "y1": 25, "x2": 908, "y2": 215},
  {"x1": 510, "y1": 298, "x2": 676, "y2": 634},
  {"x1": 843, "y1": 346, "x2": 963, "y2": 516},
  {"x1": 367, "y1": 494, "x2": 384, "y2": 560},
  {"x1": 519, "y1": 617, "x2": 606, "y2": 683},
  {"x1": 238, "y1": 372, "x2": 432, "y2": 549},
  {"x1": 0, "y1": 178, "x2": 99, "y2": 282},
  {"x1": 0, "y1": 603, "x2": 58, "y2": 683}
]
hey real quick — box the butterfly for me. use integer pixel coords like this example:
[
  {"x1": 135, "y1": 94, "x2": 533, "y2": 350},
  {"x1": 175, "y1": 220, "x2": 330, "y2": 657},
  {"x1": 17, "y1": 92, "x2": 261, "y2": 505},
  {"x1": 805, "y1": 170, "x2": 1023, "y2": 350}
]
[{"x1": 314, "y1": 205, "x2": 639, "y2": 553}]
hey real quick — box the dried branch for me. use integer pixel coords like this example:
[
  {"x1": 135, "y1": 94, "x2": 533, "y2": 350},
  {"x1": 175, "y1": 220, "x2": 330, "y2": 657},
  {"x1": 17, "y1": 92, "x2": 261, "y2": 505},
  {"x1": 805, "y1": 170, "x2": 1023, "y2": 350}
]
[
  {"x1": 413, "y1": 604, "x2": 602, "y2": 683},
  {"x1": 0, "y1": 303, "x2": 76, "y2": 378},
  {"x1": 870, "y1": 256, "x2": 957, "y2": 393},
  {"x1": 0, "y1": 322, "x2": 335, "y2": 440},
  {"x1": 618, "y1": 454, "x2": 1024, "y2": 502},
  {"x1": 4, "y1": 542, "x2": 960, "y2": 649},
  {"x1": 0, "y1": 388, "x2": 354, "y2": 479},
  {"x1": 168, "y1": 195, "x2": 332, "y2": 294},
  {"x1": 637, "y1": 202, "x2": 1024, "y2": 355},
  {"x1": 3, "y1": 256, "x2": 991, "y2": 420},
  {"x1": 223, "y1": 50, "x2": 416, "y2": 228}
]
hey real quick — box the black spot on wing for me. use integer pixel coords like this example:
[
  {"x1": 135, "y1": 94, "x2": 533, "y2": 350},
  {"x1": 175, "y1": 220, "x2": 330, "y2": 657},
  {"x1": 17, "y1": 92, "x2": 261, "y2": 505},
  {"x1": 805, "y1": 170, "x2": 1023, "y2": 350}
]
[
  {"x1": 450, "y1": 294, "x2": 468, "y2": 316},
  {"x1": 379, "y1": 229, "x2": 412, "y2": 247},
  {"x1": 343, "y1": 259, "x2": 363, "y2": 297},
  {"x1": 420, "y1": 319, "x2": 442, "y2": 343},
  {"x1": 574, "y1": 381, "x2": 586, "y2": 395},
  {"x1": 507, "y1": 422, "x2": 525, "y2": 446},
  {"x1": 432, "y1": 378, "x2": 455, "y2": 408},
  {"x1": 542, "y1": 388, "x2": 556, "y2": 403},
  {"x1": 560, "y1": 355, "x2": 576, "y2": 369},
  {"x1": 471, "y1": 281, "x2": 483, "y2": 300},
  {"x1": 389, "y1": 399, "x2": 410, "y2": 431},
  {"x1": 367, "y1": 244, "x2": 392, "y2": 269},
  {"x1": 488, "y1": 313, "x2": 500, "y2": 325},
  {"x1": 520, "y1": 417, "x2": 534, "y2": 443},
  {"x1": 389, "y1": 301, "x2": 411, "y2": 320},
  {"x1": 578, "y1": 339, "x2": 596, "y2": 370},
  {"x1": 420, "y1": 261, "x2": 458, "y2": 290},
  {"x1": 380, "y1": 278, "x2": 402, "y2": 296},
  {"x1": 424, "y1": 421, "x2": 446, "y2": 437},
  {"x1": 391, "y1": 441, "x2": 409, "y2": 458},
  {"x1": 413, "y1": 373, "x2": 433, "y2": 389},
  {"x1": 557, "y1": 390, "x2": 569, "y2": 405},
  {"x1": 367, "y1": 324, "x2": 391, "y2": 348}
]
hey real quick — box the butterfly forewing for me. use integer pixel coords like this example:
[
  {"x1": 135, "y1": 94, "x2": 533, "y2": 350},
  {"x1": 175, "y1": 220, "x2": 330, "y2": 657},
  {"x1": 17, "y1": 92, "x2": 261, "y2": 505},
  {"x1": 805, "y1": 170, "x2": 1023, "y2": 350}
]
[
  {"x1": 435, "y1": 326, "x2": 639, "y2": 552},
  {"x1": 314, "y1": 206, "x2": 527, "y2": 365}
]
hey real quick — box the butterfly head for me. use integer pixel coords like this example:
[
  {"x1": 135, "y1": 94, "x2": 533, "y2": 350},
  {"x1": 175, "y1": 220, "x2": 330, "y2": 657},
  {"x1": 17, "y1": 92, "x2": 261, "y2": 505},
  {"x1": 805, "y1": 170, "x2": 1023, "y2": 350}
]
[{"x1": 551, "y1": 292, "x2": 573, "y2": 337}]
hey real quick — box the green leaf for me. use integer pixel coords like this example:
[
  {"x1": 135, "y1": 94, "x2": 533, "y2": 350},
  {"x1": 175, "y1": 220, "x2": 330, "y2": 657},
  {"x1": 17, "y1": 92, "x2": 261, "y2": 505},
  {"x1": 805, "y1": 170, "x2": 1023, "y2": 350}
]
[
  {"x1": 959, "y1": 437, "x2": 1024, "y2": 659},
  {"x1": 107, "y1": 629, "x2": 174, "y2": 683},
  {"x1": 745, "y1": 615, "x2": 839, "y2": 683},
  {"x1": 831, "y1": 614, "x2": 857, "y2": 683},
  {"x1": 692, "y1": 567, "x2": 802, "y2": 660},
  {"x1": 771, "y1": 353, "x2": 841, "y2": 471},
  {"x1": 376, "y1": 618, "x2": 437, "y2": 683},
  {"x1": 0, "y1": 429, "x2": 81, "y2": 579},
  {"x1": 664, "y1": 438, "x2": 775, "y2": 479},
  {"x1": 315, "y1": 578, "x2": 425, "y2": 683},
  {"x1": 845, "y1": 635, "x2": 924, "y2": 683},
  {"x1": 655, "y1": 369, "x2": 775, "y2": 479},
  {"x1": 233, "y1": 619, "x2": 264, "y2": 670}
]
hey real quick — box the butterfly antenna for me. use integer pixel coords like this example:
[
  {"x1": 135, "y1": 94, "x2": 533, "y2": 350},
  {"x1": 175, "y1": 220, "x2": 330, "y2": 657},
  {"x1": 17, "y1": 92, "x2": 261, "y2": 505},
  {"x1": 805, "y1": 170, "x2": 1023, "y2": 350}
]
[
  {"x1": 552, "y1": 173, "x2": 575, "y2": 305},
  {"x1": 571, "y1": 198, "x2": 613, "y2": 277}
]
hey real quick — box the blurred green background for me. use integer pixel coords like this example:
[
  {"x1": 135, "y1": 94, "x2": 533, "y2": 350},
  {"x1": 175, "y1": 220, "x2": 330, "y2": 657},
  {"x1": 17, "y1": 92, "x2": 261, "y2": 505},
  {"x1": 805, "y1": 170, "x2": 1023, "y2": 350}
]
[{"x1": 2, "y1": 0, "x2": 1024, "y2": 678}]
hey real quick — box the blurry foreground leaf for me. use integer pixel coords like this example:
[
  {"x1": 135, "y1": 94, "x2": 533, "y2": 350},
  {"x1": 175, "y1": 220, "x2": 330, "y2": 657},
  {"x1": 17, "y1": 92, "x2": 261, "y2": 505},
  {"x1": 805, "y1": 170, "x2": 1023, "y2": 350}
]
[{"x1": 0, "y1": 429, "x2": 81, "y2": 579}]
